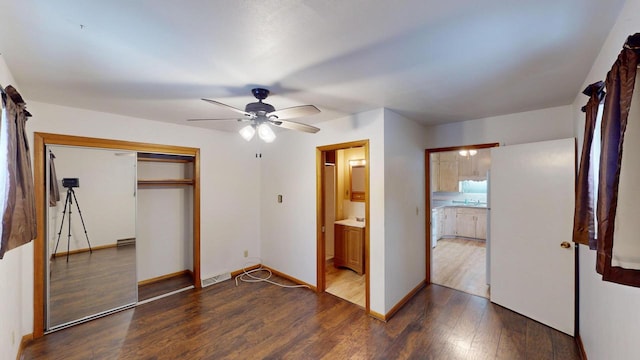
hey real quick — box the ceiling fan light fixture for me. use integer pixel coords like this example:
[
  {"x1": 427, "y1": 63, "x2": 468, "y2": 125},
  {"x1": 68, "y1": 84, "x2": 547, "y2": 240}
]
[
  {"x1": 458, "y1": 149, "x2": 478, "y2": 157},
  {"x1": 257, "y1": 123, "x2": 276, "y2": 143},
  {"x1": 239, "y1": 125, "x2": 256, "y2": 141}
]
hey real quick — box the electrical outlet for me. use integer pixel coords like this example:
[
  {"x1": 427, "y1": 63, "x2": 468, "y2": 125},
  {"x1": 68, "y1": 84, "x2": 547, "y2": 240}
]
[
  {"x1": 244, "y1": 250, "x2": 248, "y2": 258},
  {"x1": 11, "y1": 331, "x2": 15, "y2": 345}
]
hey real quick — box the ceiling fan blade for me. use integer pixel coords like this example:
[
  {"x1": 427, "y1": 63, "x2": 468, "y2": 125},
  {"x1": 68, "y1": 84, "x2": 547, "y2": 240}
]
[
  {"x1": 187, "y1": 118, "x2": 246, "y2": 122},
  {"x1": 267, "y1": 105, "x2": 320, "y2": 120},
  {"x1": 271, "y1": 119, "x2": 320, "y2": 133},
  {"x1": 201, "y1": 98, "x2": 253, "y2": 118}
]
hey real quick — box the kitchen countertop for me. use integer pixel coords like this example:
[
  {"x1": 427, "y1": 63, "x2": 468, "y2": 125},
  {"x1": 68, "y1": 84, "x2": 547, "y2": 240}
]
[
  {"x1": 334, "y1": 219, "x2": 366, "y2": 228},
  {"x1": 431, "y1": 200, "x2": 488, "y2": 210}
]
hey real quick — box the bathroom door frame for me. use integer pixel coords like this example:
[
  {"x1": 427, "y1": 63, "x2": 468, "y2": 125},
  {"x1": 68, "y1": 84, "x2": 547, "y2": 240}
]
[{"x1": 316, "y1": 139, "x2": 370, "y2": 313}]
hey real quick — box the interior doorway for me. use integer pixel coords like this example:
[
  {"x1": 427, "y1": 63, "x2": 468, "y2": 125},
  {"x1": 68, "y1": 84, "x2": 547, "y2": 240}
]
[
  {"x1": 316, "y1": 140, "x2": 370, "y2": 312},
  {"x1": 425, "y1": 143, "x2": 498, "y2": 299}
]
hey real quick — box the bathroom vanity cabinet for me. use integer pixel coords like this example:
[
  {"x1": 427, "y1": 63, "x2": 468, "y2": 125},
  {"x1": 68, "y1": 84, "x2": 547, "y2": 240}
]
[{"x1": 334, "y1": 223, "x2": 365, "y2": 275}]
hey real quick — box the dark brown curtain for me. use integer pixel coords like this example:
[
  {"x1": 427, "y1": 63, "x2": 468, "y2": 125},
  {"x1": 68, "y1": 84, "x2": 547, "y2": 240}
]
[
  {"x1": 595, "y1": 34, "x2": 640, "y2": 286},
  {"x1": 0, "y1": 85, "x2": 37, "y2": 259},
  {"x1": 573, "y1": 81, "x2": 604, "y2": 249},
  {"x1": 49, "y1": 151, "x2": 60, "y2": 207}
]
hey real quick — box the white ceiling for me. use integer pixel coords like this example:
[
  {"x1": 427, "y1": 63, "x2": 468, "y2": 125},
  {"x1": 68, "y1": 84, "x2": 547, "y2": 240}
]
[{"x1": 0, "y1": 0, "x2": 626, "y2": 132}]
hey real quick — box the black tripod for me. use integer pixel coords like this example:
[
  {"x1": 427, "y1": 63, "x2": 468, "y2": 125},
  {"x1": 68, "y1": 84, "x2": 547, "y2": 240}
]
[{"x1": 53, "y1": 187, "x2": 92, "y2": 262}]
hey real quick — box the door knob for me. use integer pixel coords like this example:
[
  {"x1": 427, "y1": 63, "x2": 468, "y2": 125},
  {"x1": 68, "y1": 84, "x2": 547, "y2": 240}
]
[{"x1": 560, "y1": 241, "x2": 571, "y2": 249}]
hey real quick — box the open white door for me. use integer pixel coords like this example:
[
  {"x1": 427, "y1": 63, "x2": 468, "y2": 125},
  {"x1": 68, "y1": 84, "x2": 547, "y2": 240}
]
[{"x1": 490, "y1": 138, "x2": 575, "y2": 335}]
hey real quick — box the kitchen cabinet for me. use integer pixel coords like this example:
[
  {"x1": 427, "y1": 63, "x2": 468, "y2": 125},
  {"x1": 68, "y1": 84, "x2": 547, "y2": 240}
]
[
  {"x1": 443, "y1": 207, "x2": 457, "y2": 237},
  {"x1": 475, "y1": 151, "x2": 491, "y2": 179},
  {"x1": 458, "y1": 150, "x2": 491, "y2": 180},
  {"x1": 456, "y1": 209, "x2": 477, "y2": 238},
  {"x1": 475, "y1": 210, "x2": 487, "y2": 240},
  {"x1": 431, "y1": 153, "x2": 459, "y2": 192},
  {"x1": 436, "y1": 207, "x2": 445, "y2": 240},
  {"x1": 455, "y1": 207, "x2": 488, "y2": 240},
  {"x1": 439, "y1": 161, "x2": 459, "y2": 192},
  {"x1": 334, "y1": 224, "x2": 365, "y2": 275},
  {"x1": 430, "y1": 154, "x2": 440, "y2": 191}
]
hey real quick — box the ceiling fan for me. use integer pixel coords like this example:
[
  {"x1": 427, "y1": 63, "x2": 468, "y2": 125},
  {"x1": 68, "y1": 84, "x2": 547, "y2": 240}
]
[{"x1": 188, "y1": 88, "x2": 321, "y2": 142}]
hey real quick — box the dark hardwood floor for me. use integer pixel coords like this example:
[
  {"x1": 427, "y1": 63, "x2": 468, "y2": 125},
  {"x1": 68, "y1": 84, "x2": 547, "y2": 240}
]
[{"x1": 26, "y1": 276, "x2": 579, "y2": 359}]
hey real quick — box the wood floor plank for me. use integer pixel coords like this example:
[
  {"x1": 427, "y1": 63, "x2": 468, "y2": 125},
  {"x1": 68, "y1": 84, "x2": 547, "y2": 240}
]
[
  {"x1": 325, "y1": 259, "x2": 365, "y2": 307},
  {"x1": 24, "y1": 280, "x2": 580, "y2": 360},
  {"x1": 432, "y1": 238, "x2": 489, "y2": 298},
  {"x1": 525, "y1": 319, "x2": 555, "y2": 359}
]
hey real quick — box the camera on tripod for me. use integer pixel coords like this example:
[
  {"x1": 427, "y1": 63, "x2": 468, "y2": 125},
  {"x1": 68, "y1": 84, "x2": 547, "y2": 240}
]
[
  {"x1": 62, "y1": 178, "x2": 79, "y2": 188},
  {"x1": 55, "y1": 177, "x2": 92, "y2": 261}
]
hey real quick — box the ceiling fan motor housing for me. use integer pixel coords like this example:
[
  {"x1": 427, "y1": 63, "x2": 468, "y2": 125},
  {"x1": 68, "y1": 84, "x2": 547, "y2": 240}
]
[
  {"x1": 245, "y1": 101, "x2": 275, "y2": 115},
  {"x1": 251, "y1": 88, "x2": 270, "y2": 100},
  {"x1": 246, "y1": 88, "x2": 275, "y2": 116}
]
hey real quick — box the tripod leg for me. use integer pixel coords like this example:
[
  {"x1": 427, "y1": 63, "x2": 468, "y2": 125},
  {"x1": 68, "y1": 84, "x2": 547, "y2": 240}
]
[
  {"x1": 53, "y1": 190, "x2": 71, "y2": 257},
  {"x1": 66, "y1": 194, "x2": 72, "y2": 262},
  {"x1": 70, "y1": 189, "x2": 93, "y2": 253}
]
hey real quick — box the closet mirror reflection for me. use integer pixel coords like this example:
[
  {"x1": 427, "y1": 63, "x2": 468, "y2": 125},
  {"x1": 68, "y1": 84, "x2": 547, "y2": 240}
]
[{"x1": 46, "y1": 145, "x2": 137, "y2": 330}]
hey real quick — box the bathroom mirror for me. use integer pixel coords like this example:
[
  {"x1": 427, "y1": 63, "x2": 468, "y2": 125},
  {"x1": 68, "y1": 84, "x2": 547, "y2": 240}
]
[
  {"x1": 350, "y1": 160, "x2": 366, "y2": 202},
  {"x1": 46, "y1": 145, "x2": 138, "y2": 330}
]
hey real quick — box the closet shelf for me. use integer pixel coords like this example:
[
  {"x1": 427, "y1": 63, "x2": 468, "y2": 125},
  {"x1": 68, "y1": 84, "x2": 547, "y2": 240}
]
[
  {"x1": 137, "y1": 153, "x2": 194, "y2": 163},
  {"x1": 137, "y1": 157, "x2": 193, "y2": 163},
  {"x1": 137, "y1": 179, "x2": 194, "y2": 186}
]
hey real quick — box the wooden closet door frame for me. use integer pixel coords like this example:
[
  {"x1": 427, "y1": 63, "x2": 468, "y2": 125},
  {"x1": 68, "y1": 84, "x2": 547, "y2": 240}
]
[{"x1": 32, "y1": 132, "x2": 201, "y2": 338}]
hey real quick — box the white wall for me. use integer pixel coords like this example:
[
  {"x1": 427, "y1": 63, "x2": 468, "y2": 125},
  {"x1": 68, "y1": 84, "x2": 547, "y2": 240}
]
[
  {"x1": 0, "y1": 97, "x2": 257, "y2": 350},
  {"x1": 260, "y1": 108, "x2": 387, "y2": 313},
  {"x1": 0, "y1": 53, "x2": 32, "y2": 360},
  {"x1": 260, "y1": 108, "x2": 428, "y2": 315},
  {"x1": 571, "y1": 0, "x2": 640, "y2": 358},
  {"x1": 382, "y1": 109, "x2": 427, "y2": 311},
  {"x1": 136, "y1": 160, "x2": 193, "y2": 281},
  {"x1": 425, "y1": 105, "x2": 574, "y2": 149},
  {"x1": 26, "y1": 102, "x2": 262, "y2": 281},
  {"x1": 137, "y1": 186, "x2": 193, "y2": 281},
  {"x1": 47, "y1": 146, "x2": 136, "y2": 254}
]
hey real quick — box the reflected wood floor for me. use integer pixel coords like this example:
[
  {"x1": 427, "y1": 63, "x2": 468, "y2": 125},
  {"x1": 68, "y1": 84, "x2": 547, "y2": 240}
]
[
  {"x1": 432, "y1": 238, "x2": 490, "y2": 298},
  {"x1": 25, "y1": 275, "x2": 579, "y2": 359},
  {"x1": 48, "y1": 245, "x2": 137, "y2": 327},
  {"x1": 325, "y1": 259, "x2": 365, "y2": 307}
]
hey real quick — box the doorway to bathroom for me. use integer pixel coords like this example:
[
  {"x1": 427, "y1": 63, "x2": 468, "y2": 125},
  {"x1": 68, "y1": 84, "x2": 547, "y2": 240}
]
[
  {"x1": 316, "y1": 140, "x2": 369, "y2": 311},
  {"x1": 426, "y1": 143, "x2": 498, "y2": 299}
]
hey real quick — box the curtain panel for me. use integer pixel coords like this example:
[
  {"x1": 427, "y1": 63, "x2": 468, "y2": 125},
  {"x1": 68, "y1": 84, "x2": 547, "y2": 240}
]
[
  {"x1": 0, "y1": 85, "x2": 37, "y2": 259},
  {"x1": 595, "y1": 35, "x2": 640, "y2": 286},
  {"x1": 49, "y1": 151, "x2": 60, "y2": 207},
  {"x1": 573, "y1": 81, "x2": 604, "y2": 249}
]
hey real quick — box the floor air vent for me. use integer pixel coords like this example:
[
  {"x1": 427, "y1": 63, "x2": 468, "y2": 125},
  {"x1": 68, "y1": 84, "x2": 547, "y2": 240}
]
[
  {"x1": 201, "y1": 272, "x2": 231, "y2": 288},
  {"x1": 117, "y1": 238, "x2": 136, "y2": 247}
]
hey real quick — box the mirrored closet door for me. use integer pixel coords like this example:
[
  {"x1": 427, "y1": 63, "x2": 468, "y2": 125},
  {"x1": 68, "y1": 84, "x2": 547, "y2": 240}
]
[{"x1": 45, "y1": 145, "x2": 138, "y2": 330}]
